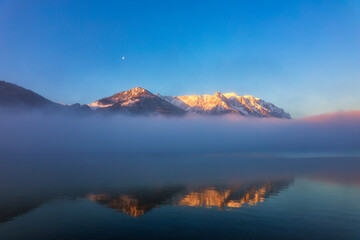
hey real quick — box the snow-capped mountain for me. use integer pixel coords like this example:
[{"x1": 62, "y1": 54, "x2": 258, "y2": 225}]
[
  {"x1": 90, "y1": 87, "x2": 290, "y2": 118},
  {"x1": 0, "y1": 81, "x2": 290, "y2": 118},
  {"x1": 88, "y1": 87, "x2": 185, "y2": 115},
  {"x1": 157, "y1": 92, "x2": 291, "y2": 118}
]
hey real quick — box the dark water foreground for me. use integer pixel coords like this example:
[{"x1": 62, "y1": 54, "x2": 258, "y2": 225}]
[{"x1": 0, "y1": 154, "x2": 359, "y2": 240}]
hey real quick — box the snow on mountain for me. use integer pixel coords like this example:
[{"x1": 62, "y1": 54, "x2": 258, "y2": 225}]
[
  {"x1": 157, "y1": 92, "x2": 291, "y2": 118},
  {"x1": 89, "y1": 87, "x2": 152, "y2": 109},
  {"x1": 157, "y1": 92, "x2": 236, "y2": 115},
  {"x1": 0, "y1": 80, "x2": 290, "y2": 118},
  {"x1": 88, "y1": 87, "x2": 185, "y2": 115}
]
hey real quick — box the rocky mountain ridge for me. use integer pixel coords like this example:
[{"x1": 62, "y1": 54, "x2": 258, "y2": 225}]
[
  {"x1": 0, "y1": 81, "x2": 290, "y2": 118},
  {"x1": 89, "y1": 87, "x2": 185, "y2": 115},
  {"x1": 157, "y1": 91, "x2": 290, "y2": 118}
]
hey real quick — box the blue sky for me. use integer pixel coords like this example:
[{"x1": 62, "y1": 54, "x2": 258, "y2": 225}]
[{"x1": 1, "y1": 0, "x2": 360, "y2": 117}]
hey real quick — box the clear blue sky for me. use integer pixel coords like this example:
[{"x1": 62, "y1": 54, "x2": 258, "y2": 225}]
[{"x1": 1, "y1": 0, "x2": 359, "y2": 117}]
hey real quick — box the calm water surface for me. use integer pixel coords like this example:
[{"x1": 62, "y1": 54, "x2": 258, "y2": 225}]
[{"x1": 0, "y1": 154, "x2": 359, "y2": 240}]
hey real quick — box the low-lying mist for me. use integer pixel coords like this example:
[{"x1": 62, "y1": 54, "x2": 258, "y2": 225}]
[{"x1": 1, "y1": 109, "x2": 360, "y2": 156}]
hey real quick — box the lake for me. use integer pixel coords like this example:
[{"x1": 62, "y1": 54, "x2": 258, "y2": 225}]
[{"x1": 0, "y1": 154, "x2": 359, "y2": 240}]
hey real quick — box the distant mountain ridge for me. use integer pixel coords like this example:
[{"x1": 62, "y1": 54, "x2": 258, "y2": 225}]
[
  {"x1": 0, "y1": 81, "x2": 290, "y2": 118},
  {"x1": 0, "y1": 81, "x2": 89, "y2": 112},
  {"x1": 0, "y1": 80, "x2": 56, "y2": 107},
  {"x1": 89, "y1": 86, "x2": 290, "y2": 118},
  {"x1": 157, "y1": 92, "x2": 290, "y2": 118}
]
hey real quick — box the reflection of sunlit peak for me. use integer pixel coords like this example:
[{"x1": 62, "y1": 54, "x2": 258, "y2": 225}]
[
  {"x1": 177, "y1": 183, "x2": 284, "y2": 210},
  {"x1": 178, "y1": 188, "x2": 231, "y2": 208}
]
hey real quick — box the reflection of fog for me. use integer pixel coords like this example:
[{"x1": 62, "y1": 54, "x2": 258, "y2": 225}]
[{"x1": 87, "y1": 180, "x2": 293, "y2": 217}]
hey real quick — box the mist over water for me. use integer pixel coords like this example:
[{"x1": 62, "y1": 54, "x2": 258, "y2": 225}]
[
  {"x1": 1, "y1": 110, "x2": 360, "y2": 155},
  {"x1": 1, "y1": 110, "x2": 360, "y2": 240}
]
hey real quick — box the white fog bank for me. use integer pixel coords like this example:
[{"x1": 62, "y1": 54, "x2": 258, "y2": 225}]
[{"x1": 1, "y1": 110, "x2": 359, "y2": 155}]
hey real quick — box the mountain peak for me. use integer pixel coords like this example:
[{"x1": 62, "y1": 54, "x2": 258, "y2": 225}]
[
  {"x1": 129, "y1": 86, "x2": 148, "y2": 93},
  {"x1": 88, "y1": 87, "x2": 185, "y2": 115},
  {"x1": 213, "y1": 91, "x2": 226, "y2": 99},
  {"x1": 158, "y1": 91, "x2": 291, "y2": 118},
  {"x1": 89, "y1": 87, "x2": 152, "y2": 108},
  {"x1": 243, "y1": 95, "x2": 260, "y2": 100},
  {"x1": 120, "y1": 87, "x2": 152, "y2": 97}
]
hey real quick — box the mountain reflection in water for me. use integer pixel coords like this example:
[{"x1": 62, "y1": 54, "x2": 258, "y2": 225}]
[
  {"x1": 178, "y1": 181, "x2": 291, "y2": 209},
  {"x1": 87, "y1": 186, "x2": 185, "y2": 217},
  {"x1": 0, "y1": 155, "x2": 360, "y2": 240},
  {"x1": 87, "y1": 180, "x2": 292, "y2": 217}
]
